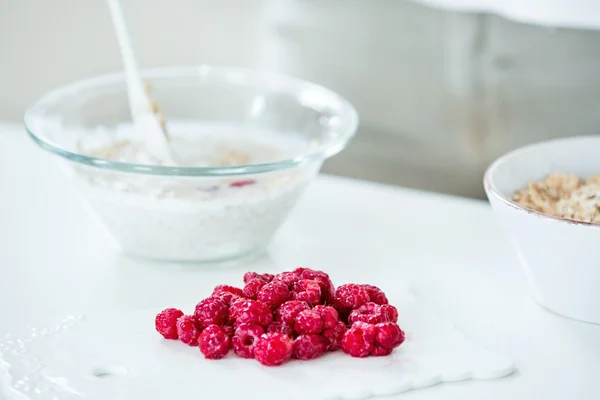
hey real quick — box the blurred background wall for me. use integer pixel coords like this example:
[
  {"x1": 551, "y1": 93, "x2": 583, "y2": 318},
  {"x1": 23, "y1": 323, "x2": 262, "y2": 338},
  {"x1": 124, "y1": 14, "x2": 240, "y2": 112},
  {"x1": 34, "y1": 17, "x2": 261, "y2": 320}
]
[{"x1": 2, "y1": 0, "x2": 600, "y2": 198}]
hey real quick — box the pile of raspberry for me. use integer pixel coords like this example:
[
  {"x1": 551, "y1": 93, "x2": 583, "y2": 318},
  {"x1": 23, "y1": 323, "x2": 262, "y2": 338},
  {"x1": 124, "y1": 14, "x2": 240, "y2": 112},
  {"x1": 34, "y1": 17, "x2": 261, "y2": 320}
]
[{"x1": 155, "y1": 268, "x2": 405, "y2": 366}]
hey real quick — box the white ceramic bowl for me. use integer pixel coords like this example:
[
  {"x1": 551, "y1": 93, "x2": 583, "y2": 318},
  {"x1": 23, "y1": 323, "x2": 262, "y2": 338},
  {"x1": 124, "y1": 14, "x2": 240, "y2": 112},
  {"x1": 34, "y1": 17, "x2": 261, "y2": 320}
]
[{"x1": 484, "y1": 136, "x2": 600, "y2": 324}]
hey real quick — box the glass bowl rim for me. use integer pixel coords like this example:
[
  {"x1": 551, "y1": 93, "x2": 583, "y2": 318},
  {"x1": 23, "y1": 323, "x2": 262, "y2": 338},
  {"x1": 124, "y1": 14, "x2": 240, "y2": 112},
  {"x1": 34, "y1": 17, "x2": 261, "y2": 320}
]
[{"x1": 24, "y1": 65, "x2": 359, "y2": 177}]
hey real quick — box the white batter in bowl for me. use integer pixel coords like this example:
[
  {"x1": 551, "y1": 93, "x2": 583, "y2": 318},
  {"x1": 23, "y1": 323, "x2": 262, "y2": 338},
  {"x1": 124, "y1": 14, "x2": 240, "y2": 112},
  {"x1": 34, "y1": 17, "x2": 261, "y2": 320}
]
[{"x1": 25, "y1": 66, "x2": 358, "y2": 262}]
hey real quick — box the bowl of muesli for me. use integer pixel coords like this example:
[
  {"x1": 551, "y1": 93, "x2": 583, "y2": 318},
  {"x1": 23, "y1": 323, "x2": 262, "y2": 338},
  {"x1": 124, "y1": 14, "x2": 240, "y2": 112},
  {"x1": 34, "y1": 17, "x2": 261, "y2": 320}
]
[{"x1": 484, "y1": 136, "x2": 600, "y2": 324}]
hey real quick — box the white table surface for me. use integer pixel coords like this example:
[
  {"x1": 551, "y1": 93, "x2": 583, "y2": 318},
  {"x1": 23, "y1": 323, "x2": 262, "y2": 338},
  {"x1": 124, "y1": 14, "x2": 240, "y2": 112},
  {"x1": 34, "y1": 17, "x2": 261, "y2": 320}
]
[{"x1": 1, "y1": 122, "x2": 599, "y2": 399}]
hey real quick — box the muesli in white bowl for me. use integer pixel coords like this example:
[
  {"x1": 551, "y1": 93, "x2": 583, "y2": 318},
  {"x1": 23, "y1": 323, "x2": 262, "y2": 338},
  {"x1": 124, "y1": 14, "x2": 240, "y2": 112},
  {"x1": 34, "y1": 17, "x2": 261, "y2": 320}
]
[
  {"x1": 484, "y1": 136, "x2": 600, "y2": 324},
  {"x1": 25, "y1": 67, "x2": 358, "y2": 262}
]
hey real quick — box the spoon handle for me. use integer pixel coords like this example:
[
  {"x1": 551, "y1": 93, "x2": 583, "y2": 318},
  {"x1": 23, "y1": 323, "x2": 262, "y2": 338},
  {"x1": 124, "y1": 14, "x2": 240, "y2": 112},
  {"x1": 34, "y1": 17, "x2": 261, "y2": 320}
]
[
  {"x1": 106, "y1": 0, "x2": 176, "y2": 163},
  {"x1": 106, "y1": 0, "x2": 148, "y2": 115}
]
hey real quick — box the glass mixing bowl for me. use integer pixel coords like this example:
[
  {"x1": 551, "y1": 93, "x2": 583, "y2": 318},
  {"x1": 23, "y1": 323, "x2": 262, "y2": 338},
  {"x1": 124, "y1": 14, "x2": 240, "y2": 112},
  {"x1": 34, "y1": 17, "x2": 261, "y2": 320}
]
[{"x1": 25, "y1": 66, "x2": 358, "y2": 262}]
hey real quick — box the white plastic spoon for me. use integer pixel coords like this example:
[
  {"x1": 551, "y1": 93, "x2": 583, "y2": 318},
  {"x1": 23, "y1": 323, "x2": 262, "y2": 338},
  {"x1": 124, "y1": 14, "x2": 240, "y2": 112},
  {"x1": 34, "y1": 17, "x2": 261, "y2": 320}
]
[{"x1": 106, "y1": 0, "x2": 177, "y2": 164}]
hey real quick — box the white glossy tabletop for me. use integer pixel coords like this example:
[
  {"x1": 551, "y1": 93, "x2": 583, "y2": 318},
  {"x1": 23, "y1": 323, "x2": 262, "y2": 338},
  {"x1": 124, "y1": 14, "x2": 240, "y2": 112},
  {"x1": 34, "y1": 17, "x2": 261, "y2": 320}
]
[{"x1": 0, "y1": 123, "x2": 599, "y2": 399}]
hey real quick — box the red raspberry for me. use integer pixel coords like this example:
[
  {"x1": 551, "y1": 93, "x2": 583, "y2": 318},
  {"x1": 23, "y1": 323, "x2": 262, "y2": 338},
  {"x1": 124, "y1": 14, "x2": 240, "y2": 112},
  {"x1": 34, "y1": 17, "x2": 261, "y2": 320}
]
[
  {"x1": 222, "y1": 325, "x2": 235, "y2": 338},
  {"x1": 229, "y1": 298, "x2": 253, "y2": 324},
  {"x1": 212, "y1": 285, "x2": 244, "y2": 305},
  {"x1": 276, "y1": 300, "x2": 310, "y2": 325},
  {"x1": 372, "y1": 346, "x2": 393, "y2": 356},
  {"x1": 263, "y1": 273, "x2": 275, "y2": 282},
  {"x1": 155, "y1": 308, "x2": 184, "y2": 340},
  {"x1": 375, "y1": 322, "x2": 405, "y2": 349},
  {"x1": 342, "y1": 322, "x2": 376, "y2": 358},
  {"x1": 266, "y1": 321, "x2": 294, "y2": 337},
  {"x1": 348, "y1": 302, "x2": 384, "y2": 325},
  {"x1": 313, "y1": 305, "x2": 339, "y2": 329},
  {"x1": 298, "y1": 268, "x2": 331, "y2": 282},
  {"x1": 334, "y1": 284, "x2": 370, "y2": 310},
  {"x1": 273, "y1": 271, "x2": 302, "y2": 289},
  {"x1": 361, "y1": 284, "x2": 389, "y2": 305},
  {"x1": 254, "y1": 333, "x2": 293, "y2": 366},
  {"x1": 232, "y1": 323, "x2": 264, "y2": 359},
  {"x1": 230, "y1": 179, "x2": 255, "y2": 188},
  {"x1": 292, "y1": 279, "x2": 322, "y2": 306},
  {"x1": 295, "y1": 268, "x2": 335, "y2": 302},
  {"x1": 234, "y1": 299, "x2": 273, "y2": 327},
  {"x1": 194, "y1": 297, "x2": 228, "y2": 329},
  {"x1": 322, "y1": 321, "x2": 346, "y2": 351},
  {"x1": 321, "y1": 281, "x2": 337, "y2": 304},
  {"x1": 243, "y1": 272, "x2": 274, "y2": 284},
  {"x1": 176, "y1": 315, "x2": 201, "y2": 346},
  {"x1": 337, "y1": 308, "x2": 351, "y2": 326},
  {"x1": 292, "y1": 267, "x2": 308, "y2": 275},
  {"x1": 213, "y1": 285, "x2": 244, "y2": 298},
  {"x1": 211, "y1": 292, "x2": 240, "y2": 307},
  {"x1": 243, "y1": 278, "x2": 268, "y2": 300},
  {"x1": 293, "y1": 334, "x2": 328, "y2": 360},
  {"x1": 380, "y1": 304, "x2": 399, "y2": 323},
  {"x1": 257, "y1": 281, "x2": 291, "y2": 309},
  {"x1": 294, "y1": 309, "x2": 323, "y2": 335},
  {"x1": 198, "y1": 325, "x2": 231, "y2": 360}
]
